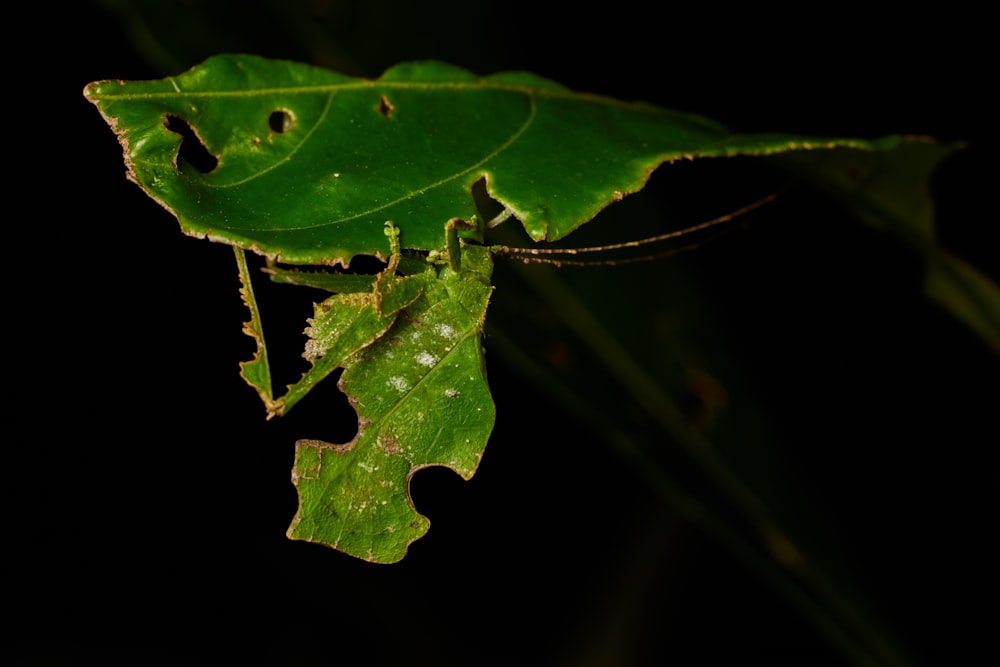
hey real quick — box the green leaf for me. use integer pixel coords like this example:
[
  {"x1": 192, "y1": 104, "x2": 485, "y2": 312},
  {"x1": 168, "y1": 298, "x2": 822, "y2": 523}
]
[
  {"x1": 84, "y1": 54, "x2": 994, "y2": 566},
  {"x1": 287, "y1": 245, "x2": 494, "y2": 562},
  {"x1": 84, "y1": 53, "x2": 903, "y2": 266}
]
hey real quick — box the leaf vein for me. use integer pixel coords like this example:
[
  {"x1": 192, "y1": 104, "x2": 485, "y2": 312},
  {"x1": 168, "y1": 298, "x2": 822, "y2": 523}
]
[
  {"x1": 236, "y1": 94, "x2": 538, "y2": 233},
  {"x1": 208, "y1": 92, "x2": 336, "y2": 188}
]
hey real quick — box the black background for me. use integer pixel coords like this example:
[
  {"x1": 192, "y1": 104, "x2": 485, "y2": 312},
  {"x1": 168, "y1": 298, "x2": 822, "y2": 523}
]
[{"x1": 9, "y1": 2, "x2": 996, "y2": 665}]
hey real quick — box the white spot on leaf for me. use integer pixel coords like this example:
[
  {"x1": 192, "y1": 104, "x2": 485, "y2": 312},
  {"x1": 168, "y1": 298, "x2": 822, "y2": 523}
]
[
  {"x1": 434, "y1": 323, "x2": 457, "y2": 340},
  {"x1": 415, "y1": 351, "x2": 438, "y2": 367}
]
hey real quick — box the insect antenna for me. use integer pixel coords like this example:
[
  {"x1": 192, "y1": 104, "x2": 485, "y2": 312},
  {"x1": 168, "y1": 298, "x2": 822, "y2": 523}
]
[{"x1": 490, "y1": 190, "x2": 782, "y2": 267}]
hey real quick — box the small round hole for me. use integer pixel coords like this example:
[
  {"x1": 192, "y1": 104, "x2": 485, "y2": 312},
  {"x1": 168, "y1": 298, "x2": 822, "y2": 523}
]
[{"x1": 268, "y1": 110, "x2": 294, "y2": 134}]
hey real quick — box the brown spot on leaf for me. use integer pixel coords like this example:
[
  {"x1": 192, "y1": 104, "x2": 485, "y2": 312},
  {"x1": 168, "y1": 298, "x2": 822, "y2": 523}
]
[
  {"x1": 377, "y1": 95, "x2": 394, "y2": 118},
  {"x1": 378, "y1": 435, "x2": 402, "y2": 455}
]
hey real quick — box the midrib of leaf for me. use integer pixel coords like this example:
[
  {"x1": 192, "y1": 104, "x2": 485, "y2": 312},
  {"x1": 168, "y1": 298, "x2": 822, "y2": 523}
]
[
  {"x1": 91, "y1": 77, "x2": 666, "y2": 111},
  {"x1": 362, "y1": 291, "x2": 483, "y2": 431}
]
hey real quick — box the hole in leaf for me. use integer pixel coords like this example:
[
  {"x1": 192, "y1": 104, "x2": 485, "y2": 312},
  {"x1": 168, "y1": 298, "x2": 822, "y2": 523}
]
[
  {"x1": 268, "y1": 109, "x2": 294, "y2": 134},
  {"x1": 165, "y1": 115, "x2": 218, "y2": 173},
  {"x1": 347, "y1": 253, "x2": 389, "y2": 275},
  {"x1": 471, "y1": 177, "x2": 503, "y2": 220},
  {"x1": 377, "y1": 95, "x2": 394, "y2": 118},
  {"x1": 285, "y1": 368, "x2": 360, "y2": 445}
]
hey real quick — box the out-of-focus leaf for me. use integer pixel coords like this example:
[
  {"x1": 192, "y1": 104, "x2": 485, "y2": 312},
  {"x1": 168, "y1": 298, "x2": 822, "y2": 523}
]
[{"x1": 775, "y1": 141, "x2": 1000, "y2": 351}]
